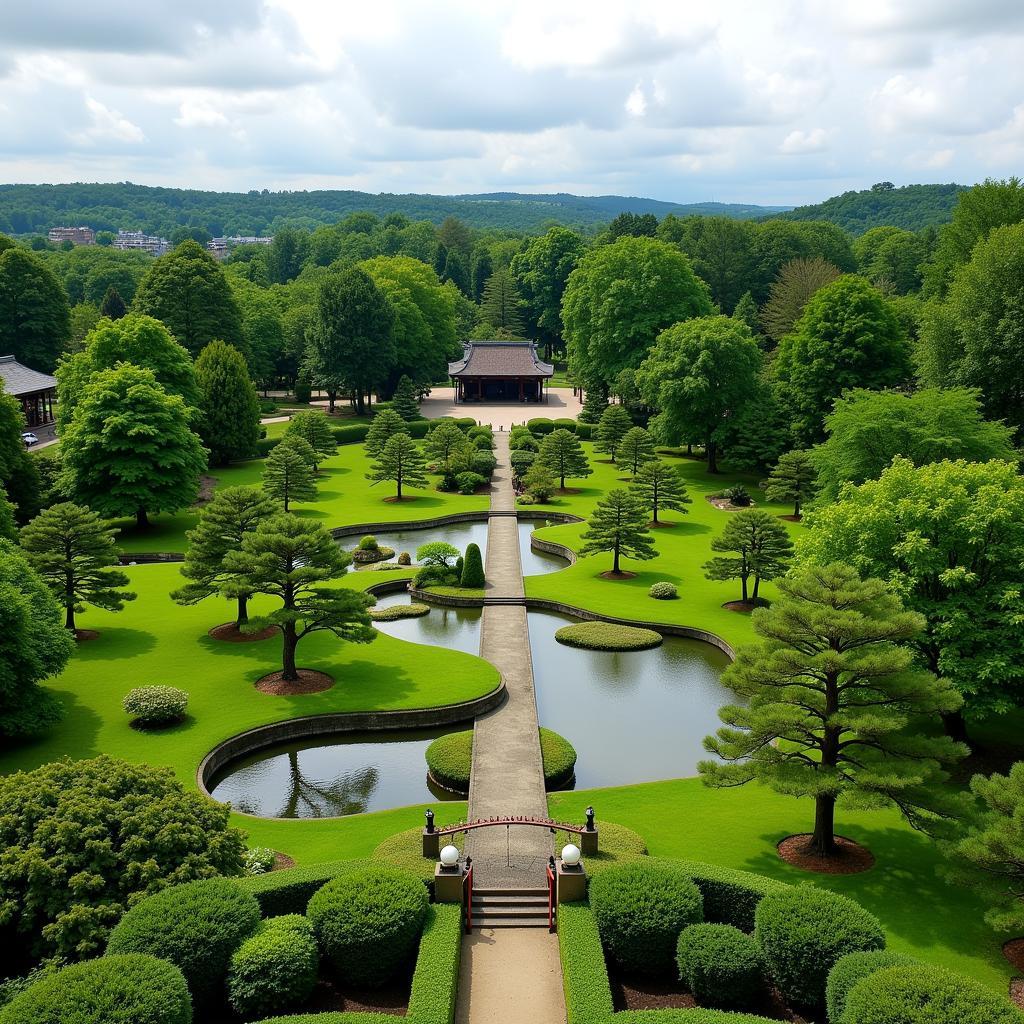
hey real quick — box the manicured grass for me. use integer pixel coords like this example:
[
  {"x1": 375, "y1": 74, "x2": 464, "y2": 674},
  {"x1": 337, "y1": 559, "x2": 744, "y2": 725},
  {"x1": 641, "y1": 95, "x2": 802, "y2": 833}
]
[{"x1": 548, "y1": 780, "x2": 1012, "y2": 993}]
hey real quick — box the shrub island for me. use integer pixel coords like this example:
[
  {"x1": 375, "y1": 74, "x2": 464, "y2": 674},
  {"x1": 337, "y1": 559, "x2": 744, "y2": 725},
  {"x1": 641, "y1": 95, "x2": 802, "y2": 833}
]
[
  {"x1": 555, "y1": 621, "x2": 663, "y2": 651},
  {"x1": 369, "y1": 602, "x2": 432, "y2": 621}
]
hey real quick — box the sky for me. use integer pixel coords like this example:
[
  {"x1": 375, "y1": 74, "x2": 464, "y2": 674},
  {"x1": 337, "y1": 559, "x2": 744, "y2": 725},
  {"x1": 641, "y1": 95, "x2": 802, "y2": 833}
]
[{"x1": 0, "y1": 0, "x2": 1022, "y2": 206}]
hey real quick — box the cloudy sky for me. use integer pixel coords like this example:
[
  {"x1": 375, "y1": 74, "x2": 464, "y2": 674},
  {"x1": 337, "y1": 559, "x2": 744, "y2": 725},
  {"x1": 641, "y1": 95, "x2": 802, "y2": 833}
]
[{"x1": 1, "y1": 0, "x2": 1022, "y2": 205}]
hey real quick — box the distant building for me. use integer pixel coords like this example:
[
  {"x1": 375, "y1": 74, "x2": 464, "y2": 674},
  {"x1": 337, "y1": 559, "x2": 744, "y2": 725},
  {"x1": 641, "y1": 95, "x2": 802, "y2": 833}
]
[
  {"x1": 228, "y1": 235, "x2": 273, "y2": 246},
  {"x1": 112, "y1": 230, "x2": 170, "y2": 257},
  {"x1": 0, "y1": 355, "x2": 57, "y2": 428},
  {"x1": 47, "y1": 226, "x2": 95, "y2": 246},
  {"x1": 206, "y1": 235, "x2": 273, "y2": 260},
  {"x1": 207, "y1": 237, "x2": 229, "y2": 260},
  {"x1": 448, "y1": 341, "x2": 553, "y2": 402}
]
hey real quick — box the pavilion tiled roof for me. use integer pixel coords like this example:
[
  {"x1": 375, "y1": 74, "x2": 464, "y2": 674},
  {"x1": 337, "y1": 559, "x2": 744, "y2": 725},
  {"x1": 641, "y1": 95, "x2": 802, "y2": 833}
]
[
  {"x1": 0, "y1": 355, "x2": 57, "y2": 397},
  {"x1": 448, "y1": 341, "x2": 553, "y2": 378}
]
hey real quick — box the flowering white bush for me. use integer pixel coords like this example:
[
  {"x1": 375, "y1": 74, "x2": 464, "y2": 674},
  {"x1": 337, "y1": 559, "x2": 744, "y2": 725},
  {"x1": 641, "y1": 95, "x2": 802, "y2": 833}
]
[
  {"x1": 122, "y1": 686, "x2": 189, "y2": 726},
  {"x1": 244, "y1": 847, "x2": 277, "y2": 875},
  {"x1": 649, "y1": 582, "x2": 679, "y2": 600}
]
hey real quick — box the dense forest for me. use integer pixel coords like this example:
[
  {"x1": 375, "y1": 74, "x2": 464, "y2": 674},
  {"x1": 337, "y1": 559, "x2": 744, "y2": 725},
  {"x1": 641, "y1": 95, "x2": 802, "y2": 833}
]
[{"x1": 0, "y1": 182, "x2": 791, "y2": 238}]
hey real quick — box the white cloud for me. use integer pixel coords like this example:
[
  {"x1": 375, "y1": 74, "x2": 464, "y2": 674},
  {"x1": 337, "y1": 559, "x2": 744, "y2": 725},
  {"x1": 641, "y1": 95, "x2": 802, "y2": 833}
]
[
  {"x1": 779, "y1": 128, "x2": 830, "y2": 154},
  {"x1": 71, "y1": 96, "x2": 145, "y2": 145}
]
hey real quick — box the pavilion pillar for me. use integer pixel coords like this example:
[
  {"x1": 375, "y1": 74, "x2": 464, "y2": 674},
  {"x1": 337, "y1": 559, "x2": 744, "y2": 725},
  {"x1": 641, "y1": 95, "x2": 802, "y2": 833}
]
[{"x1": 518, "y1": 378, "x2": 524, "y2": 401}]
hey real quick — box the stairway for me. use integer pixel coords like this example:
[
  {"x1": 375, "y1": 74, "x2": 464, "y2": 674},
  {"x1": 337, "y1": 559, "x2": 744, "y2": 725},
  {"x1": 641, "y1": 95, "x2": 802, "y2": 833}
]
[{"x1": 470, "y1": 887, "x2": 551, "y2": 929}]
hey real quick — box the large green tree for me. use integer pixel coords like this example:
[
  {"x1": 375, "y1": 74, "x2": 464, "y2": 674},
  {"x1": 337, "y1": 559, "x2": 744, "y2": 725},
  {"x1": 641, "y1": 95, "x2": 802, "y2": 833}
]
[
  {"x1": 133, "y1": 240, "x2": 246, "y2": 358},
  {"x1": 284, "y1": 409, "x2": 336, "y2": 472},
  {"x1": 0, "y1": 247, "x2": 71, "y2": 371},
  {"x1": 630, "y1": 459, "x2": 691, "y2": 524},
  {"x1": 636, "y1": 315, "x2": 762, "y2": 473},
  {"x1": 594, "y1": 404, "x2": 633, "y2": 463},
  {"x1": 19, "y1": 502, "x2": 135, "y2": 635},
  {"x1": 803, "y1": 457, "x2": 1024, "y2": 741},
  {"x1": 479, "y1": 266, "x2": 526, "y2": 336},
  {"x1": 60, "y1": 364, "x2": 207, "y2": 528},
  {"x1": 194, "y1": 340, "x2": 261, "y2": 465},
  {"x1": 424, "y1": 420, "x2": 468, "y2": 465},
  {"x1": 262, "y1": 435, "x2": 317, "y2": 512},
  {"x1": 618, "y1": 427, "x2": 656, "y2": 476},
  {"x1": 579, "y1": 488, "x2": 657, "y2": 575},
  {"x1": 700, "y1": 563, "x2": 964, "y2": 858},
  {"x1": 221, "y1": 514, "x2": 375, "y2": 682},
  {"x1": 758, "y1": 257, "x2": 841, "y2": 345},
  {"x1": 562, "y1": 236, "x2": 714, "y2": 388},
  {"x1": 368, "y1": 433, "x2": 429, "y2": 500},
  {"x1": 853, "y1": 226, "x2": 926, "y2": 295},
  {"x1": 662, "y1": 215, "x2": 757, "y2": 314},
  {"x1": 0, "y1": 383, "x2": 41, "y2": 522},
  {"x1": 365, "y1": 408, "x2": 411, "y2": 458},
  {"x1": 703, "y1": 509, "x2": 794, "y2": 603},
  {"x1": 773, "y1": 276, "x2": 912, "y2": 444},
  {"x1": 536, "y1": 428, "x2": 592, "y2": 490}
]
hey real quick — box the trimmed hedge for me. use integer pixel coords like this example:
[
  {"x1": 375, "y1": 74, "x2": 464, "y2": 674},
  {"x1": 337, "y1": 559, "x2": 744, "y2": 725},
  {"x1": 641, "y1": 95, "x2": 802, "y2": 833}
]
[
  {"x1": 842, "y1": 964, "x2": 1024, "y2": 1024},
  {"x1": 539, "y1": 727, "x2": 577, "y2": 787},
  {"x1": 528, "y1": 417, "x2": 556, "y2": 434},
  {"x1": 0, "y1": 954, "x2": 191, "y2": 1024},
  {"x1": 754, "y1": 885, "x2": 884, "y2": 1009},
  {"x1": 555, "y1": 621, "x2": 663, "y2": 652},
  {"x1": 306, "y1": 865, "x2": 428, "y2": 987},
  {"x1": 559, "y1": 902, "x2": 615, "y2": 1024},
  {"x1": 235, "y1": 858, "x2": 374, "y2": 917},
  {"x1": 589, "y1": 861, "x2": 704, "y2": 977},
  {"x1": 554, "y1": 418, "x2": 578, "y2": 432},
  {"x1": 676, "y1": 923, "x2": 765, "y2": 1010},
  {"x1": 672, "y1": 859, "x2": 790, "y2": 932},
  {"x1": 614, "y1": 1012, "x2": 777, "y2": 1023},
  {"x1": 826, "y1": 950, "x2": 918, "y2": 1023},
  {"x1": 371, "y1": 828, "x2": 463, "y2": 886},
  {"x1": 332, "y1": 423, "x2": 371, "y2": 445},
  {"x1": 106, "y1": 877, "x2": 261, "y2": 1009},
  {"x1": 369, "y1": 603, "x2": 431, "y2": 621},
  {"x1": 255, "y1": 436, "x2": 282, "y2": 456},
  {"x1": 227, "y1": 914, "x2": 319, "y2": 1020},
  {"x1": 576, "y1": 422, "x2": 593, "y2": 440}
]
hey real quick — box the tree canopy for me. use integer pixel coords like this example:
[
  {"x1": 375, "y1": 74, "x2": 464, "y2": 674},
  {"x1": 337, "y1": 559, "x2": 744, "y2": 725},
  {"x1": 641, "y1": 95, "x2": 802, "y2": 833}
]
[
  {"x1": 579, "y1": 488, "x2": 657, "y2": 575},
  {"x1": 536, "y1": 428, "x2": 592, "y2": 489},
  {"x1": 510, "y1": 226, "x2": 586, "y2": 347},
  {"x1": 0, "y1": 247, "x2": 71, "y2": 371},
  {"x1": 194, "y1": 340, "x2": 261, "y2": 466},
  {"x1": 630, "y1": 459, "x2": 691, "y2": 524},
  {"x1": 367, "y1": 433, "x2": 428, "y2": 500},
  {"x1": 703, "y1": 509, "x2": 794, "y2": 602},
  {"x1": 262, "y1": 435, "x2": 317, "y2": 511}
]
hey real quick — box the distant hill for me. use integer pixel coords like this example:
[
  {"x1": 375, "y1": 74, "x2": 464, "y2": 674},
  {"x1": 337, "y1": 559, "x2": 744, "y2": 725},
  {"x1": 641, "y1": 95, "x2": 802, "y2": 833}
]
[
  {"x1": 0, "y1": 182, "x2": 790, "y2": 238},
  {"x1": 774, "y1": 183, "x2": 967, "y2": 235}
]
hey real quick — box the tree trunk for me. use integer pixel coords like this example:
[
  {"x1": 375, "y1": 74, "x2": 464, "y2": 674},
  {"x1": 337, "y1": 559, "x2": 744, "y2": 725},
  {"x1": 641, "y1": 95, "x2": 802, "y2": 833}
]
[
  {"x1": 752, "y1": 573, "x2": 760, "y2": 600},
  {"x1": 612, "y1": 541, "x2": 620, "y2": 575},
  {"x1": 686, "y1": 443, "x2": 693, "y2": 456},
  {"x1": 136, "y1": 508, "x2": 149, "y2": 528},
  {"x1": 707, "y1": 439, "x2": 719, "y2": 474},
  {"x1": 810, "y1": 795, "x2": 837, "y2": 857},
  {"x1": 283, "y1": 491, "x2": 290, "y2": 513},
  {"x1": 281, "y1": 623, "x2": 299, "y2": 682},
  {"x1": 65, "y1": 604, "x2": 76, "y2": 632},
  {"x1": 652, "y1": 502, "x2": 660, "y2": 525},
  {"x1": 740, "y1": 571, "x2": 748, "y2": 603},
  {"x1": 396, "y1": 475, "x2": 403, "y2": 500},
  {"x1": 356, "y1": 393, "x2": 365, "y2": 415},
  {"x1": 328, "y1": 391, "x2": 337, "y2": 414},
  {"x1": 236, "y1": 594, "x2": 249, "y2": 627},
  {"x1": 942, "y1": 708, "x2": 970, "y2": 744},
  {"x1": 793, "y1": 497, "x2": 801, "y2": 518}
]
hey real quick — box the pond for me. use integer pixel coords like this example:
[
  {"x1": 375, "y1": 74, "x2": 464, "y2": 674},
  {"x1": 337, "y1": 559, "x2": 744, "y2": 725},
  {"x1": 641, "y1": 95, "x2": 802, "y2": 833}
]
[{"x1": 370, "y1": 591, "x2": 481, "y2": 655}]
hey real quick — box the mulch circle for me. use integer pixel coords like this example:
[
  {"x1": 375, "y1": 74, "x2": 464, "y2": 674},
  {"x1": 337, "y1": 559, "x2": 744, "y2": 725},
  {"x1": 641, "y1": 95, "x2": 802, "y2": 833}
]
[
  {"x1": 1003, "y1": 938, "x2": 1024, "y2": 972},
  {"x1": 600, "y1": 570, "x2": 637, "y2": 580},
  {"x1": 255, "y1": 669, "x2": 334, "y2": 696},
  {"x1": 75, "y1": 629, "x2": 100, "y2": 642},
  {"x1": 272, "y1": 851, "x2": 296, "y2": 871},
  {"x1": 777, "y1": 834, "x2": 876, "y2": 875},
  {"x1": 649, "y1": 521, "x2": 677, "y2": 528},
  {"x1": 208, "y1": 622, "x2": 279, "y2": 643},
  {"x1": 722, "y1": 600, "x2": 765, "y2": 613},
  {"x1": 383, "y1": 495, "x2": 416, "y2": 503},
  {"x1": 1010, "y1": 976, "x2": 1024, "y2": 1010},
  {"x1": 707, "y1": 495, "x2": 757, "y2": 511}
]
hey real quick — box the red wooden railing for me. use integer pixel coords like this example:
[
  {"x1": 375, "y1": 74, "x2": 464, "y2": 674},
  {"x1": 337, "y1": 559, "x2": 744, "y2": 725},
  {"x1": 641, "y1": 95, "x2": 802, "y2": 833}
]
[
  {"x1": 546, "y1": 860, "x2": 556, "y2": 932},
  {"x1": 432, "y1": 814, "x2": 590, "y2": 839},
  {"x1": 463, "y1": 857, "x2": 474, "y2": 934}
]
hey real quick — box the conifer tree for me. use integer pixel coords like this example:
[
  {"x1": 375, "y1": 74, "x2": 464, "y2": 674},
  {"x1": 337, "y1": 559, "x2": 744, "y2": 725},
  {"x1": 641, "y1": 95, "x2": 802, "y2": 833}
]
[
  {"x1": 442, "y1": 250, "x2": 471, "y2": 298},
  {"x1": 579, "y1": 488, "x2": 657, "y2": 575},
  {"x1": 703, "y1": 509, "x2": 794, "y2": 602},
  {"x1": 194, "y1": 340, "x2": 261, "y2": 466},
  {"x1": 522, "y1": 462, "x2": 557, "y2": 502},
  {"x1": 595, "y1": 405, "x2": 634, "y2": 462},
  {"x1": 631, "y1": 460, "x2": 691, "y2": 524},
  {"x1": 99, "y1": 285, "x2": 127, "y2": 320},
  {"x1": 368, "y1": 433, "x2": 429, "y2": 500},
  {"x1": 262, "y1": 435, "x2": 317, "y2": 512},
  {"x1": 171, "y1": 486, "x2": 277, "y2": 627},
  {"x1": 479, "y1": 266, "x2": 525, "y2": 335},
  {"x1": 365, "y1": 408, "x2": 410, "y2": 458},
  {"x1": 284, "y1": 409, "x2": 336, "y2": 472},
  {"x1": 220, "y1": 514, "x2": 375, "y2": 682},
  {"x1": 700, "y1": 562, "x2": 965, "y2": 858},
  {"x1": 618, "y1": 426, "x2": 656, "y2": 475},
  {"x1": 19, "y1": 503, "x2": 135, "y2": 635},
  {"x1": 578, "y1": 380, "x2": 610, "y2": 425},
  {"x1": 536, "y1": 428, "x2": 592, "y2": 490},
  {"x1": 460, "y1": 542, "x2": 485, "y2": 588},
  {"x1": 424, "y1": 420, "x2": 467, "y2": 465},
  {"x1": 762, "y1": 449, "x2": 818, "y2": 518},
  {"x1": 391, "y1": 375, "x2": 421, "y2": 421}
]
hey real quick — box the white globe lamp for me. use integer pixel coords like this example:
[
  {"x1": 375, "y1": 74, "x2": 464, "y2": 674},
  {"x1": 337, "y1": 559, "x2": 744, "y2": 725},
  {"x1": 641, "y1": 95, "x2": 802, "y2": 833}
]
[
  {"x1": 439, "y1": 844, "x2": 460, "y2": 868},
  {"x1": 561, "y1": 843, "x2": 581, "y2": 867}
]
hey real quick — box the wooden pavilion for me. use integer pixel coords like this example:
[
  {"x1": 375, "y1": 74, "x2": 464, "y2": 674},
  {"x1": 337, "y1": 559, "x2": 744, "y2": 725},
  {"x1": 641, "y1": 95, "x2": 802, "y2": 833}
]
[
  {"x1": 448, "y1": 341, "x2": 553, "y2": 403},
  {"x1": 0, "y1": 355, "x2": 57, "y2": 428}
]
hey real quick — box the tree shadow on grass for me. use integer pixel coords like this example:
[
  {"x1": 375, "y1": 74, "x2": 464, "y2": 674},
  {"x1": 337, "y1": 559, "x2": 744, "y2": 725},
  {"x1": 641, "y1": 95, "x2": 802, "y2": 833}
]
[
  {"x1": 71, "y1": 627, "x2": 157, "y2": 661},
  {"x1": 1, "y1": 690, "x2": 105, "y2": 765},
  {"x1": 659, "y1": 518, "x2": 711, "y2": 537},
  {"x1": 255, "y1": 657, "x2": 422, "y2": 712}
]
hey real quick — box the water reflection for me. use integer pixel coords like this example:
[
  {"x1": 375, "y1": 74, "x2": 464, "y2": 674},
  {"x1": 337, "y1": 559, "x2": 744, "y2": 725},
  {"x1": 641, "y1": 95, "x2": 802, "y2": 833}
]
[
  {"x1": 518, "y1": 519, "x2": 570, "y2": 576},
  {"x1": 370, "y1": 593, "x2": 481, "y2": 655}
]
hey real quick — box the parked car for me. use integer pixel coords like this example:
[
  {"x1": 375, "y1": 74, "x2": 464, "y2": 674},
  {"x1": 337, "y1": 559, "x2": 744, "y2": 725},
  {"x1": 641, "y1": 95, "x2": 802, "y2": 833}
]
[{"x1": 21, "y1": 432, "x2": 38, "y2": 446}]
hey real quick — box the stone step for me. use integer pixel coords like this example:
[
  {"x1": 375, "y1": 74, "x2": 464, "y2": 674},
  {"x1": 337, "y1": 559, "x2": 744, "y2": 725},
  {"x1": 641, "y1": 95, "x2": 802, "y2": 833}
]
[
  {"x1": 469, "y1": 913, "x2": 551, "y2": 929},
  {"x1": 472, "y1": 887, "x2": 548, "y2": 898},
  {"x1": 473, "y1": 894, "x2": 548, "y2": 906},
  {"x1": 482, "y1": 596, "x2": 526, "y2": 605}
]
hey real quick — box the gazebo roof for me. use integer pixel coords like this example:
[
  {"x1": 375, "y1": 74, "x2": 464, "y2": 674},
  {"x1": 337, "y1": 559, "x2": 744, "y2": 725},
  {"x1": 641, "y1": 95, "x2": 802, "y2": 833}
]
[
  {"x1": 0, "y1": 355, "x2": 57, "y2": 397},
  {"x1": 448, "y1": 341, "x2": 553, "y2": 379}
]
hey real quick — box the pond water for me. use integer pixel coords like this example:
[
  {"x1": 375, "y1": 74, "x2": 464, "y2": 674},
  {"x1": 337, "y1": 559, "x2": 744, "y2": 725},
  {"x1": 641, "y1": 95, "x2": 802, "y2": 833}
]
[{"x1": 370, "y1": 591, "x2": 481, "y2": 655}]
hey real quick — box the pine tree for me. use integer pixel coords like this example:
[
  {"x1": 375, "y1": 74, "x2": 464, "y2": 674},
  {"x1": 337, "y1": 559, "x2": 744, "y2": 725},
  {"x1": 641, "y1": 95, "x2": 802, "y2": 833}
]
[
  {"x1": 700, "y1": 562, "x2": 965, "y2": 857},
  {"x1": 194, "y1": 340, "x2": 261, "y2": 466},
  {"x1": 262, "y1": 435, "x2": 317, "y2": 512},
  {"x1": 595, "y1": 405, "x2": 633, "y2": 463},
  {"x1": 171, "y1": 486, "x2": 277, "y2": 627},
  {"x1": 460, "y1": 542, "x2": 485, "y2": 588},
  {"x1": 703, "y1": 509, "x2": 794, "y2": 603},
  {"x1": 579, "y1": 488, "x2": 657, "y2": 575},
  {"x1": 19, "y1": 503, "x2": 135, "y2": 635},
  {"x1": 577, "y1": 379, "x2": 610, "y2": 425},
  {"x1": 365, "y1": 409, "x2": 410, "y2": 459},
  {"x1": 732, "y1": 291, "x2": 759, "y2": 332},
  {"x1": 618, "y1": 427, "x2": 656, "y2": 475},
  {"x1": 631, "y1": 460, "x2": 691, "y2": 524},
  {"x1": 220, "y1": 514, "x2": 375, "y2": 682},
  {"x1": 368, "y1": 433, "x2": 429, "y2": 500},
  {"x1": 391, "y1": 375, "x2": 421, "y2": 421},
  {"x1": 479, "y1": 267, "x2": 525, "y2": 335},
  {"x1": 762, "y1": 449, "x2": 818, "y2": 518},
  {"x1": 442, "y1": 250, "x2": 471, "y2": 297},
  {"x1": 536, "y1": 428, "x2": 592, "y2": 490},
  {"x1": 284, "y1": 410, "x2": 336, "y2": 472},
  {"x1": 99, "y1": 285, "x2": 127, "y2": 320},
  {"x1": 424, "y1": 420, "x2": 467, "y2": 465},
  {"x1": 61, "y1": 364, "x2": 207, "y2": 529}
]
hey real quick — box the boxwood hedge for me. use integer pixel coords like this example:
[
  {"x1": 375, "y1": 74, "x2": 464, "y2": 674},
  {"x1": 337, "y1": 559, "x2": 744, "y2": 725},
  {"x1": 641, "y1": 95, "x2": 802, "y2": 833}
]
[
  {"x1": 676, "y1": 923, "x2": 765, "y2": 1010},
  {"x1": 332, "y1": 423, "x2": 371, "y2": 445},
  {"x1": 672, "y1": 859, "x2": 790, "y2": 932},
  {"x1": 236, "y1": 858, "x2": 374, "y2": 916},
  {"x1": 826, "y1": 950, "x2": 918, "y2": 1023},
  {"x1": 554, "y1": 621, "x2": 663, "y2": 652}
]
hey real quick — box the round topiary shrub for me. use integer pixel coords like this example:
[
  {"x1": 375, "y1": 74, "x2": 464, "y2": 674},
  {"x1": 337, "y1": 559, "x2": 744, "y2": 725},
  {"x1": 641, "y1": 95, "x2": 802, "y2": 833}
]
[
  {"x1": 122, "y1": 685, "x2": 189, "y2": 726},
  {"x1": 106, "y1": 877, "x2": 261, "y2": 1009},
  {"x1": 826, "y1": 949, "x2": 919, "y2": 1023},
  {"x1": 0, "y1": 954, "x2": 191, "y2": 1024},
  {"x1": 676, "y1": 923, "x2": 765, "y2": 1010},
  {"x1": 649, "y1": 582, "x2": 678, "y2": 600},
  {"x1": 456, "y1": 471, "x2": 486, "y2": 495},
  {"x1": 842, "y1": 964, "x2": 1024, "y2": 1024},
  {"x1": 369, "y1": 603, "x2": 431, "y2": 622},
  {"x1": 555, "y1": 621, "x2": 663, "y2": 652},
  {"x1": 509, "y1": 432, "x2": 539, "y2": 452},
  {"x1": 589, "y1": 861, "x2": 704, "y2": 977},
  {"x1": 539, "y1": 727, "x2": 577, "y2": 788},
  {"x1": 358, "y1": 535, "x2": 378, "y2": 551},
  {"x1": 754, "y1": 884, "x2": 884, "y2": 1010},
  {"x1": 527, "y1": 417, "x2": 555, "y2": 435},
  {"x1": 226, "y1": 914, "x2": 320, "y2": 1020},
  {"x1": 306, "y1": 865, "x2": 428, "y2": 987}
]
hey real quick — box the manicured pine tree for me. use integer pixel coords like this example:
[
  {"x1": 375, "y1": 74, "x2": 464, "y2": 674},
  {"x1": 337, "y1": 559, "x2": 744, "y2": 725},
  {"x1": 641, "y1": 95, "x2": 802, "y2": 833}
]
[
  {"x1": 424, "y1": 420, "x2": 467, "y2": 465},
  {"x1": 579, "y1": 488, "x2": 657, "y2": 575},
  {"x1": 595, "y1": 404, "x2": 633, "y2": 462},
  {"x1": 262, "y1": 435, "x2": 317, "y2": 512},
  {"x1": 618, "y1": 426, "x2": 656, "y2": 475},
  {"x1": 460, "y1": 542, "x2": 485, "y2": 588},
  {"x1": 700, "y1": 562, "x2": 965, "y2": 858},
  {"x1": 194, "y1": 340, "x2": 261, "y2": 466},
  {"x1": 99, "y1": 285, "x2": 127, "y2": 320},
  {"x1": 171, "y1": 486, "x2": 277, "y2": 628},
  {"x1": 60, "y1": 363, "x2": 207, "y2": 529},
  {"x1": 284, "y1": 409, "x2": 336, "y2": 473},
  {"x1": 220, "y1": 514, "x2": 375, "y2": 682},
  {"x1": 703, "y1": 509, "x2": 794, "y2": 603},
  {"x1": 391, "y1": 375, "x2": 421, "y2": 421},
  {"x1": 762, "y1": 449, "x2": 819, "y2": 518},
  {"x1": 19, "y1": 502, "x2": 135, "y2": 636},
  {"x1": 536, "y1": 428, "x2": 592, "y2": 490},
  {"x1": 631, "y1": 460, "x2": 691, "y2": 524},
  {"x1": 368, "y1": 433, "x2": 429, "y2": 500},
  {"x1": 365, "y1": 408, "x2": 410, "y2": 459}
]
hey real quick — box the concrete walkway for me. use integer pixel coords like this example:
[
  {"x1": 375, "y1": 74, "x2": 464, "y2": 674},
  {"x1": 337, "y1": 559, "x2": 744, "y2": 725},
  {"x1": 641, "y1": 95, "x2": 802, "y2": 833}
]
[{"x1": 421, "y1": 386, "x2": 581, "y2": 431}]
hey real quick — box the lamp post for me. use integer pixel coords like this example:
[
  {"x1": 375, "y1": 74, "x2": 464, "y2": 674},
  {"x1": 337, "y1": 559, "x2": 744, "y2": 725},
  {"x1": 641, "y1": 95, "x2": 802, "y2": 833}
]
[
  {"x1": 581, "y1": 805, "x2": 599, "y2": 855},
  {"x1": 555, "y1": 842, "x2": 587, "y2": 903},
  {"x1": 422, "y1": 809, "x2": 439, "y2": 858}
]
